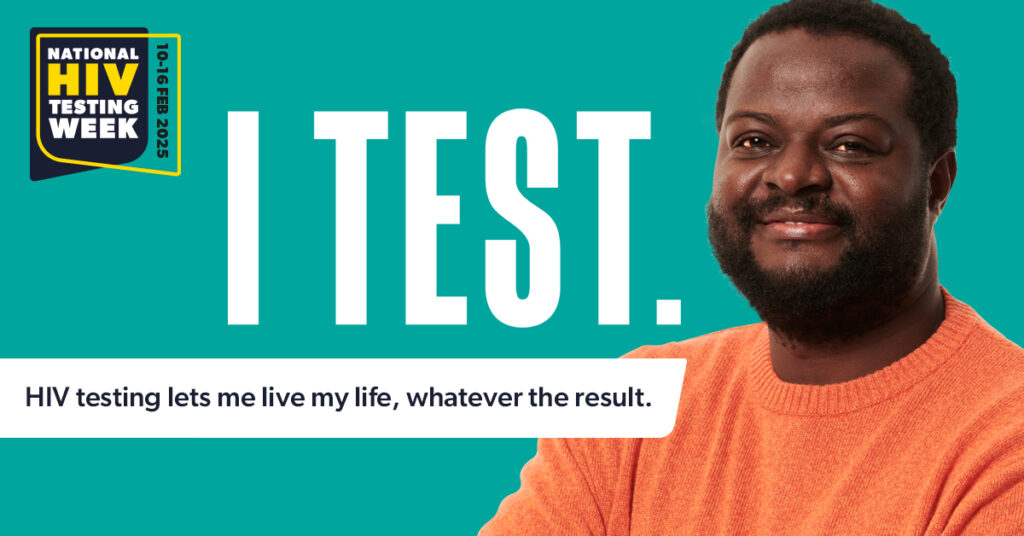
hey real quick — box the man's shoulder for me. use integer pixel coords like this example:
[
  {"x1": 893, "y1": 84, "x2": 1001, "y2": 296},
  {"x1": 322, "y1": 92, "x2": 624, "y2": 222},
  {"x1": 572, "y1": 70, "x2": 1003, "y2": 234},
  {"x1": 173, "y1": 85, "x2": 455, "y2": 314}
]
[
  {"x1": 950, "y1": 298, "x2": 1024, "y2": 391},
  {"x1": 935, "y1": 310, "x2": 1024, "y2": 476},
  {"x1": 953, "y1": 310, "x2": 1024, "y2": 409},
  {"x1": 971, "y1": 315, "x2": 1024, "y2": 363}
]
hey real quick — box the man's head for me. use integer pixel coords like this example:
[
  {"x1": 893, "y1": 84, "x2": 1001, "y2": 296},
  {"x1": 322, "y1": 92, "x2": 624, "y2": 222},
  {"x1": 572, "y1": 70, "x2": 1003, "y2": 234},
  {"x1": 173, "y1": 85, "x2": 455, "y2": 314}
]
[{"x1": 707, "y1": 0, "x2": 958, "y2": 345}]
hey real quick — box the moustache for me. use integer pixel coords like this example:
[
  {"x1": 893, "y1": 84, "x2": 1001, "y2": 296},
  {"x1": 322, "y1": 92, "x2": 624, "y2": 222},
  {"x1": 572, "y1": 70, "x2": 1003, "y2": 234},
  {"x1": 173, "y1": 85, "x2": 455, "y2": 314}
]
[{"x1": 733, "y1": 195, "x2": 855, "y2": 232}]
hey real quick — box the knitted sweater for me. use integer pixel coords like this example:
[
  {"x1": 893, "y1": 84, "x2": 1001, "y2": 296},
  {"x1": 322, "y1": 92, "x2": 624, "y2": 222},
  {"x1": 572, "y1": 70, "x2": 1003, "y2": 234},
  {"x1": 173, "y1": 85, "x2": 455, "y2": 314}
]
[{"x1": 481, "y1": 291, "x2": 1024, "y2": 535}]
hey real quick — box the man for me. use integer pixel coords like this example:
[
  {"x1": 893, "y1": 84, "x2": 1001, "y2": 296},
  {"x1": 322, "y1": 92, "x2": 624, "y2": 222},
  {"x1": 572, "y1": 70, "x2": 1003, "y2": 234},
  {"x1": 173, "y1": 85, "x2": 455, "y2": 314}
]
[{"x1": 480, "y1": 0, "x2": 1024, "y2": 534}]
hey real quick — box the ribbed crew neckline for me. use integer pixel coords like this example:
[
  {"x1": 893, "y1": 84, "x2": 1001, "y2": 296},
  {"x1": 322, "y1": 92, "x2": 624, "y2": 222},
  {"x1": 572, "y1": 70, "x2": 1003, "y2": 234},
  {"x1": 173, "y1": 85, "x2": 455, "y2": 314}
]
[{"x1": 747, "y1": 288, "x2": 979, "y2": 415}]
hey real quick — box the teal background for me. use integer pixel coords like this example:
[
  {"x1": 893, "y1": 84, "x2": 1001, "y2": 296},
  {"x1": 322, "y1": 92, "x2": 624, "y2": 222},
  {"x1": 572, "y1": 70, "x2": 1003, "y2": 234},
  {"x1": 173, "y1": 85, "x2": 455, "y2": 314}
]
[{"x1": 2, "y1": 1, "x2": 1021, "y2": 534}]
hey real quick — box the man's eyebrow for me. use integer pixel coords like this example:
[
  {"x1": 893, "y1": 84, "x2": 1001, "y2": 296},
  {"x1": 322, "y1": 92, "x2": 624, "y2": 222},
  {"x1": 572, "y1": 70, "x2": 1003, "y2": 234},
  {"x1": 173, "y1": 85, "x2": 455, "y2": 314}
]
[
  {"x1": 724, "y1": 111, "x2": 779, "y2": 126},
  {"x1": 823, "y1": 113, "x2": 894, "y2": 129}
]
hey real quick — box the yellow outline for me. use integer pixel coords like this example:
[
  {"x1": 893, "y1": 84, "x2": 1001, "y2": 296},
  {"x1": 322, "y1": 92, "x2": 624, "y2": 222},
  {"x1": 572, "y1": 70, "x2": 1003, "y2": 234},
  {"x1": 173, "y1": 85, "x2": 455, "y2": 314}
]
[{"x1": 36, "y1": 33, "x2": 182, "y2": 176}]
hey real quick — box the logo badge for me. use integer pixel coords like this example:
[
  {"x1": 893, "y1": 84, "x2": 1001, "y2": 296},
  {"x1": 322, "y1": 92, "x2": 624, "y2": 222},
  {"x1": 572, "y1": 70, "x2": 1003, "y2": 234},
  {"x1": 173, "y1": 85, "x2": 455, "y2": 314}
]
[{"x1": 30, "y1": 27, "x2": 181, "y2": 180}]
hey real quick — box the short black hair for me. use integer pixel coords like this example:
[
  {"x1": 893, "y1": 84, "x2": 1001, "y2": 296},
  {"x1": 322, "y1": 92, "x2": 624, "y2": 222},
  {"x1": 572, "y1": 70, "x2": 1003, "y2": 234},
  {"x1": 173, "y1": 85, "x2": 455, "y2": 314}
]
[{"x1": 716, "y1": 0, "x2": 957, "y2": 161}]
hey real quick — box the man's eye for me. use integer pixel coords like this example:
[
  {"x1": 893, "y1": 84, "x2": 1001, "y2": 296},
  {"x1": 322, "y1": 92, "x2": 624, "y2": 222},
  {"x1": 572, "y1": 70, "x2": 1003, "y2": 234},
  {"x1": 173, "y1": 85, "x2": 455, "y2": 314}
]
[
  {"x1": 834, "y1": 141, "x2": 869, "y2": 153},
  {"x1": 737, "y1": 136, "x2": 772, "y2": 149}
]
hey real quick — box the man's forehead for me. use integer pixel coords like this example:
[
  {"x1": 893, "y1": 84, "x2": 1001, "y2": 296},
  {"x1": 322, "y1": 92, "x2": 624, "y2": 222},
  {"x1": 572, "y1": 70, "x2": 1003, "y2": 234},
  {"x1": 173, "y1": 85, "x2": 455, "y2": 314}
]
[{"x1": 726, "y1": 29, "x2": 913, "y2": 121}]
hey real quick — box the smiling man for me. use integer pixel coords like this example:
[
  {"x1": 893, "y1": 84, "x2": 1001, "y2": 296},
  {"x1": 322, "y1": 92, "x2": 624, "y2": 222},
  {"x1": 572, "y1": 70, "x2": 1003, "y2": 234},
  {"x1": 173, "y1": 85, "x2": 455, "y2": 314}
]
[{"x1": 481, "y1": 0, "x2": 1024, "y2": 534}]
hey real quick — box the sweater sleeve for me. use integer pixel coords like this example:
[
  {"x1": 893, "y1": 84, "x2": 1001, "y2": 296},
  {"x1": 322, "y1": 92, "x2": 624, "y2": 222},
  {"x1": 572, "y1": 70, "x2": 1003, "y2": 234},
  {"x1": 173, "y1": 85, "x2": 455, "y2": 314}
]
[
  {"x1": 480, "y1": 436, "x2": 636, "y2": 536},
  {"x1": 946, "y1": 458, "x2": 1024, "y2": 536}
]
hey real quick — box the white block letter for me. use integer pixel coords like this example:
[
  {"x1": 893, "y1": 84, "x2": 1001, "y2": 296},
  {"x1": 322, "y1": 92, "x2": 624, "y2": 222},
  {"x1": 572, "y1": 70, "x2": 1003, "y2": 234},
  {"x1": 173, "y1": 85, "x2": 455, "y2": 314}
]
[
  {"x1": 228, "y1": 111, "x2": 260, "y2": 325},
  {"x1": 406, "y1": 112, "x2": 467, "y2": 325},
  {"x1": 577, "y1": 112, "x2": 650, "y2": 325},
  {"x1": 314, "y1": 111, "x2": 389, "y2": 325},
  {"x1": 485, "y1": 109, "x2": 561, "y2": 328}
]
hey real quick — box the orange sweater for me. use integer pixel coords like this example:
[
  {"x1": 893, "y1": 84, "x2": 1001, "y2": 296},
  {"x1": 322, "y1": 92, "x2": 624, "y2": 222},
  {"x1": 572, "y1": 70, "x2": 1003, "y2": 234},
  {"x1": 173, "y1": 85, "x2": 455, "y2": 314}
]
[{"x1": 481, "y1": 292, "x2": 1024, "y2": 535}]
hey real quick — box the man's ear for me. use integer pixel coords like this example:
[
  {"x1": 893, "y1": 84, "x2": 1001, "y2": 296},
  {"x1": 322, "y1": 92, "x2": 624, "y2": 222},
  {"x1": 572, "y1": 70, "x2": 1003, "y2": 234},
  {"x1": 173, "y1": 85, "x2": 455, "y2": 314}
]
[{"x1": 928, "y1": 148, "x2": 957, "y2": 218}]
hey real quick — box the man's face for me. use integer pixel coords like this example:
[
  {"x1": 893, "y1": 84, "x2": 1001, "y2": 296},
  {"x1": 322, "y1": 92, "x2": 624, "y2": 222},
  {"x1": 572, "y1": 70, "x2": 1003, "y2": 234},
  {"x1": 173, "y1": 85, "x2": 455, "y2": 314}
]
[{"x1": 708, "y1": 29, "x2": 937, "y2": 344}]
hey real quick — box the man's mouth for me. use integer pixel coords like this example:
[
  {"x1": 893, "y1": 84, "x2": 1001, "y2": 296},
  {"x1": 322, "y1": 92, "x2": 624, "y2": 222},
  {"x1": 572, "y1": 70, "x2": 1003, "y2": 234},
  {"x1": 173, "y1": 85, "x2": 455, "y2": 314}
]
[{"x1": 758, "y1": 210, "x2": 843, "y2": 240}]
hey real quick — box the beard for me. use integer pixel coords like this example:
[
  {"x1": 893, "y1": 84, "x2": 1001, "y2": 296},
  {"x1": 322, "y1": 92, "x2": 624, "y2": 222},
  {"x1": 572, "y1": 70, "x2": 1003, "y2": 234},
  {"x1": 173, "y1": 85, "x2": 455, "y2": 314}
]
[{"x1": 707, "y1": 190, "x2": 930, "y2": 346}]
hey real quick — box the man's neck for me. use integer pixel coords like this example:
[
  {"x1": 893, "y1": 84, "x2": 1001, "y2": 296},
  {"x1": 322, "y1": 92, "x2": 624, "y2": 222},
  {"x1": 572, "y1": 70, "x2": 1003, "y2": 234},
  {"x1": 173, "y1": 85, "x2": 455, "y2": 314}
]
[{"x1": 767, "y1": 279, "x2": 946, "y2": 386}]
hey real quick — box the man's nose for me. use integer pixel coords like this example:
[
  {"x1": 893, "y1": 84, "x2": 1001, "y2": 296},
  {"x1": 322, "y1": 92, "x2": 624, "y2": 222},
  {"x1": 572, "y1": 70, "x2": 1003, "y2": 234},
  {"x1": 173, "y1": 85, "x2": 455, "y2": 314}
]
[{"x1": 762, "y1": 143, "x2": 831, "y2": 195}]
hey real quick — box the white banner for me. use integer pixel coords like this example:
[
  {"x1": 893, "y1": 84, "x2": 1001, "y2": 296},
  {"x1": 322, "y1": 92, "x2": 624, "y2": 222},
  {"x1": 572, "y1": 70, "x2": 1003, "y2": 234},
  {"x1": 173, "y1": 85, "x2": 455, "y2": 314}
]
[{"x1": 0, "y1": 358, "x2": 686, "y2": 438}]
